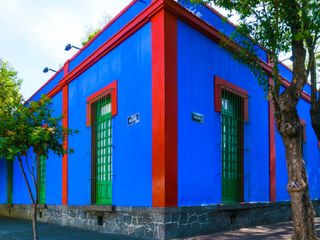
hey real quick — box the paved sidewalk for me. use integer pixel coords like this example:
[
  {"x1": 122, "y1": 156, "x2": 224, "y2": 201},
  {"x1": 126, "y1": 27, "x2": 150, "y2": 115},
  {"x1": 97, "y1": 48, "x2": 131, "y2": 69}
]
[
  {"x1": 178, "y1": 218, "x2": 320, "y2": 240},
  {"x1": 1, "y1": 216, "x2": 320, "y2": 240},
  {"x1": 0, "y1": 216, "x2": 138, "y2": 240}
]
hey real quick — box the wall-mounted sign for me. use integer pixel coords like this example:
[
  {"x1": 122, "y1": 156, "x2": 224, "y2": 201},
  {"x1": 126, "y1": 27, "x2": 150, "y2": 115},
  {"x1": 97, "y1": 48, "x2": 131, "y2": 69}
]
[
  {"x1": 192, "y1": 112, "x2": 204, "y2": 123},
  {"x1": 128, "y1": 113, "x2": 140, "y2": 126}
]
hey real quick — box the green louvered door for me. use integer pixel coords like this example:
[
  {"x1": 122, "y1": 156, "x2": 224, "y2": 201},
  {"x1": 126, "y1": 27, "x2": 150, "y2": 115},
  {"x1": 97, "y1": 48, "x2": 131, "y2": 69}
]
[
  {"x1": 38, "y1": 156, "x2": 46, "y2": 204},
  {"x1": 7, "y1": 161, "x2": 13, "y2": 204},
  {"x1": 221, "y1": 90, "x2": 244, "y2": 203},
  {"x1": 95, "y1": 98, "x2": 112, "y2": 205}
]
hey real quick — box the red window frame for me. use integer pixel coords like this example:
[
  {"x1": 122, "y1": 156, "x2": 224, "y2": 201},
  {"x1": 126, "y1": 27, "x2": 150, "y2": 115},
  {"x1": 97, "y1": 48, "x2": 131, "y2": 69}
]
[
  {"x1": 214, "y1": 75, "x2": 249, "y2": 121},
  {"x1": 86, "y1": 80, "x2": 118, "y2": 126}
]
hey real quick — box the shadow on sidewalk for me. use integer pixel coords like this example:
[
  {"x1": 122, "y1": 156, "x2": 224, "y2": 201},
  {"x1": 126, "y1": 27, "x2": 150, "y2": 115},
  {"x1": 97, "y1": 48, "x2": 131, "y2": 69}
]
[{"x1": 178, "y1": 218, "x2": 320, "y2": 240}]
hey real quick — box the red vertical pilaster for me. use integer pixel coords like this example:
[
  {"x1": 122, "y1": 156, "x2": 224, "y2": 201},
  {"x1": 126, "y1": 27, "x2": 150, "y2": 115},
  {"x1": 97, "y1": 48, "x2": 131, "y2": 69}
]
[
  {"x1": 268, "y1": 77, "x2": 276, "y2": 202},
  {"x1": 62, "y1": 61, "x2": 69, "y2": 205},
  {"x1": 151, "y1": 8, "x2": 178, "y2": 207}
]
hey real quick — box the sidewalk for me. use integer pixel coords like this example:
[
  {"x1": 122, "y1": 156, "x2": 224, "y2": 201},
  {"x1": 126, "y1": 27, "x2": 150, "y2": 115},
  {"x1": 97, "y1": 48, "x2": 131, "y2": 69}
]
[
  {"x1": 1, "y1": 216, "x2": 319, "y2": 240},
  {"x1": 178, "y1": 218, "x2": 320, "y2": 240},
  {"x1": 0, "y1": 216, "x2": 138, "y2": 240}
]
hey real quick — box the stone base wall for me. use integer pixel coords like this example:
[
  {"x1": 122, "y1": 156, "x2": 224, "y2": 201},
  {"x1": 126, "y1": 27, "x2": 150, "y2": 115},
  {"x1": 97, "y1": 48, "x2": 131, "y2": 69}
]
[{"x1": 1, "y1": 201, "x2": 320, "y2": 239}]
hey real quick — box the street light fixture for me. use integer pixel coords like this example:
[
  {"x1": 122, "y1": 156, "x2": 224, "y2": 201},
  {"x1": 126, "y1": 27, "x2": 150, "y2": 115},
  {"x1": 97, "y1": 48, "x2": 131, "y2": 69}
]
[
  {"x1": 43, "y1": 67, "x2": 57, "y2": 73},
  {"x1": 65, "y1": 44, "x2": 81, "y2": 51}
]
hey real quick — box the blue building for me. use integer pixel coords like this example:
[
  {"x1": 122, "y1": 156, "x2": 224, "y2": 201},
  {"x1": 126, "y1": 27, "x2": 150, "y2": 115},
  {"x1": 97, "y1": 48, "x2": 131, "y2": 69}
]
[{"x1": 0, "y1": 0, "x2": 319, "y2": 239}]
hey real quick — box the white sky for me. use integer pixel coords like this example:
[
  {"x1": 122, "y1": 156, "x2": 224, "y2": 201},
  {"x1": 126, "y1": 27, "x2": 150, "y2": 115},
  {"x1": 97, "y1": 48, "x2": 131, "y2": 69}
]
[{"x1": 0, "y1": 0, "x2": 131, "y2": 99}]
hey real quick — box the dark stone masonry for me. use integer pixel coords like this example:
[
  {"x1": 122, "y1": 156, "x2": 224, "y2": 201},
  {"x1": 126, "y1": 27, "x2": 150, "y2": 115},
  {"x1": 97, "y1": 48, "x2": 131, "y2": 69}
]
[{"x1": 1, "y1": 201, "x2": 320, "y2": 239}]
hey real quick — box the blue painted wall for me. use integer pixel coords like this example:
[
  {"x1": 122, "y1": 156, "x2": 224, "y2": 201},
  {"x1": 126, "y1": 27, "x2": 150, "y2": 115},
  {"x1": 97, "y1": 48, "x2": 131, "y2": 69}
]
[
  {"x1": 177, "y1": 21, "x2": 269, "y2": 206},
  {"x1": 0, "y1": 159, "x2": 8, "y2": 204},
  {"x1": 29, "y1": 70, "x2": 64, "y2": 102},
  {"x1": 12, "y1": 157, "x2": 34, "y2": 204},
  {"x1": 7, "y1": 0, "x2": 320, "y2": 208},
  {"x1": 69, "y1": 0, "x2": 150, "y2": 72},
  {"x1": 177, "y1": 0, "x2": 268, "y2": 62},
  {"x1": 28, "y1": 0, "x2": 148, "y2": 101},
  {"x1": 9, "y1": 93, "x2": 63, "y2": 205},
  {"x1": 275, "y1": 95, "x2": 320, "y2": 201},
  {"x1": 68, "y1": 23, "x2": 152, "y2": 206},
  {"x1": 46, "y1": 92, "x2": 63, "y2": 204}
]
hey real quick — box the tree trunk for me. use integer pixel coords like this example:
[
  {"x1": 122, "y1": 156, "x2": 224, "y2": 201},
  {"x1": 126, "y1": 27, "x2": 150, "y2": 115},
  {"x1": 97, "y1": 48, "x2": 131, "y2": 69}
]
[
  {"x1": 283, "y1": 134, "x2": 317, "y2": 240},
  {"x1": 32, "y1": 203, "x2": 39, "y2": 240},
  {"x1": 17, "y1": 156, "x2": 39, "y2": 240}
]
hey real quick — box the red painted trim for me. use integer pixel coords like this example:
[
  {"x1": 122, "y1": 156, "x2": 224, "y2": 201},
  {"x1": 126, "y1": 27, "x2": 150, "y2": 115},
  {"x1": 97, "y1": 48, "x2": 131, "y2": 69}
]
[
  {"x1": 152, "y1": 8, "x2": 178, "y2": 207},
  {"x1": 268, "y1": 76, "x2": 276, "y2": 202},
  {"x1": 33, "y1": 0, "x2": 313, "y2": 106},
  {"x1": 164, "y1": 0, "x2": 312, "y2": 102},
  {"x1": 86, "y1": 80, "x2": 118, "y2": 127},
  {"x1": 26, "y1": 68, "x2": 63, "y2": 102},
  {"x1": 46, "y1": 0, "x2": 163, "y2": 100},
  {"x1": 69, "y1": 0, "x2": 137, "y2": 63},
  {"x1": 267, "y1": 56, "x2": 277, "y2": 202},
  {"x1": 62, "y1": 85, "x2": 69, "y2": 205},
  {"x1": 63, "y1": 60, "x2": 70, "y2": 76},
  {"x1": 214, "y1": 75, "x2": 249, "y2": 121},
  {"x1": 281, "y1": 78, "x2": 311, "y2": 102}
]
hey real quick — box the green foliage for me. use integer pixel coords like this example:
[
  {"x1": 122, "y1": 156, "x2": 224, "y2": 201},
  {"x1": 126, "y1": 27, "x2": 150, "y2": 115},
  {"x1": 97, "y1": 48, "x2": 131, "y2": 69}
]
[
  {"x1": 0, "y1": 59, "x2": 22, "y2": 115},
  {"x1": 0, "y1": 95, "x2": 77, "y2": 161},
  {"x1": 189, "y1": 0, "x2": 320, "y2": 98},
  {"x1": 81, "y1": 28, "x2": 101, "y2": 46}
]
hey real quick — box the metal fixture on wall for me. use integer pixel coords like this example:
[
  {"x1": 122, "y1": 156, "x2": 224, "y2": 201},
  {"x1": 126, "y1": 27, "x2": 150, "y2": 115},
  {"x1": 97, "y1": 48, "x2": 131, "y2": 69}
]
[
  {"x1": 43, "y1": 67, "x2": 57, "y2": 73},
  {"x1": 64, "y1": 44, "x2": 81, "y2": 51}
]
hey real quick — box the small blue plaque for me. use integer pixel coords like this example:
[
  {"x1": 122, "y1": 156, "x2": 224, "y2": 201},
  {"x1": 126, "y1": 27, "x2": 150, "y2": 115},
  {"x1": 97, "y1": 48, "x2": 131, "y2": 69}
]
[
  {"x1": 192, "y1": 112, "x2": 204, "y2": 123},
  {"x1": 128, "y1": 113, "x2": 140, "y2": 126}
]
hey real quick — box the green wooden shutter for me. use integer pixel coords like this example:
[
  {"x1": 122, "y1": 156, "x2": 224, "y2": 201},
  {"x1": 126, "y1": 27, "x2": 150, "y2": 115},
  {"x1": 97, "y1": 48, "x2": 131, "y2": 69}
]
[
  {"x1": 7, "y1": 161, "x2": 13, "y2": 204},
  {"x1": 221, "y1": 90, "x2": 244, "y2": 203},
  {"x1": 95, "y1": 97, "x2": 113, "y2": 205},
  {"x1": 38, "y1": 156, "x2": 46, "y2": 204}
]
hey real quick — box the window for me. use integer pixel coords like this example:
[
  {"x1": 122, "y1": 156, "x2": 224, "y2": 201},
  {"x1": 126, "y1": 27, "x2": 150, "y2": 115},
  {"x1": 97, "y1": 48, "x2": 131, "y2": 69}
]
[
  {"x1": 214, "y1": 76, "x2": 248, "y2": 204},
  {"x1": 38, "y1": 156, "x2": 46, "y2": 204},
  {"x1": 94, "y1": 96, "x2": 113, "y2": 205},
  {"x1": 87, "y1": 81, "x2": 117, "y2": 206},
  {"x1": 221, "y1": 90, "x2": 244, "y2": 203}
]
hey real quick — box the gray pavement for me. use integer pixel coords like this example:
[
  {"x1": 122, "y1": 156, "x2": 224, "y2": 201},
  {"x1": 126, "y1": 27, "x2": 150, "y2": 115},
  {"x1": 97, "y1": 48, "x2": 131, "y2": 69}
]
[
  {"x1": 1, "y1": 216, "x2": 320, "y2": 240},
  {"x1": 177, "y1": 218, "x2": 320, "y2": 240},
  {"x1": 0, "y1": 216, "x2": 138, "y2": 240}
]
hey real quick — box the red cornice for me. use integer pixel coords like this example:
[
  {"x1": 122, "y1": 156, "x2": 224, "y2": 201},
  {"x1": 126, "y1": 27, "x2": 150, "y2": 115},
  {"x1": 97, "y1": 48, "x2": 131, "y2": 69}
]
[
  {"x1": 68, "y1": 0, "x2": 138, "y2": 63},
  {"x1": 27, "y1": 68, "x2": 63, "y2": 102},
  {"x1": 36, "y1": 0, "x2": 310, "y2": 104},
  {"x1": 164, "y1": 0, "x2": 310, "y2": 102},
  {"x1": 46, "y1": 0, "x2": 164, "y2": 99}
]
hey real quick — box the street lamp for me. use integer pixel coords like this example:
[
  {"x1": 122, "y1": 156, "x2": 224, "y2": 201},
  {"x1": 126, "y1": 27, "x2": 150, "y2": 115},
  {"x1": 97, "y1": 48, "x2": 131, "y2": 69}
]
[
  {"x1": 43, "y1": 67, "x2": 57, "y2": 73},
  {"x1": 65, "y1": 44, "x2": 81, "y2": 51}
]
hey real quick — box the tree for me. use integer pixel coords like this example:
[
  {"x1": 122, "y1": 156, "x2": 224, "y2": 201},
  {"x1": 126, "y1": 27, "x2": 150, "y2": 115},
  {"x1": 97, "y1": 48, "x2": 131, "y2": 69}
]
[
  {"x1": 189, "y1": 0, "x2": 320, "y2": 239},
  {"x1": 0, "y1": 61, "x2": 76, "y2": 240},
  {"x1": 0, "y1": 59, "x2": 22, "y2": 115},
  {"x1": 0, "y1": 95, "x2": 76, "y2": 240}
]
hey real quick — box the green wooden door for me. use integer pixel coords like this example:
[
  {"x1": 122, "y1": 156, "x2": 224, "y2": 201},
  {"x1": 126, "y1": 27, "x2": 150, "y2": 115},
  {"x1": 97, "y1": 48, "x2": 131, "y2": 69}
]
[
  {"x1": 38, "y1": 156, "x2": 46, "y2": 204},
  {"x1": 95, "y1": 98, "x2": 112, "y2": 205},
  {"x1": 7, "y1": 161, "x2": 13, "y2": 204},
  {"x1": 221, "y1": 90, "x2": 244, "y2": 203}
]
